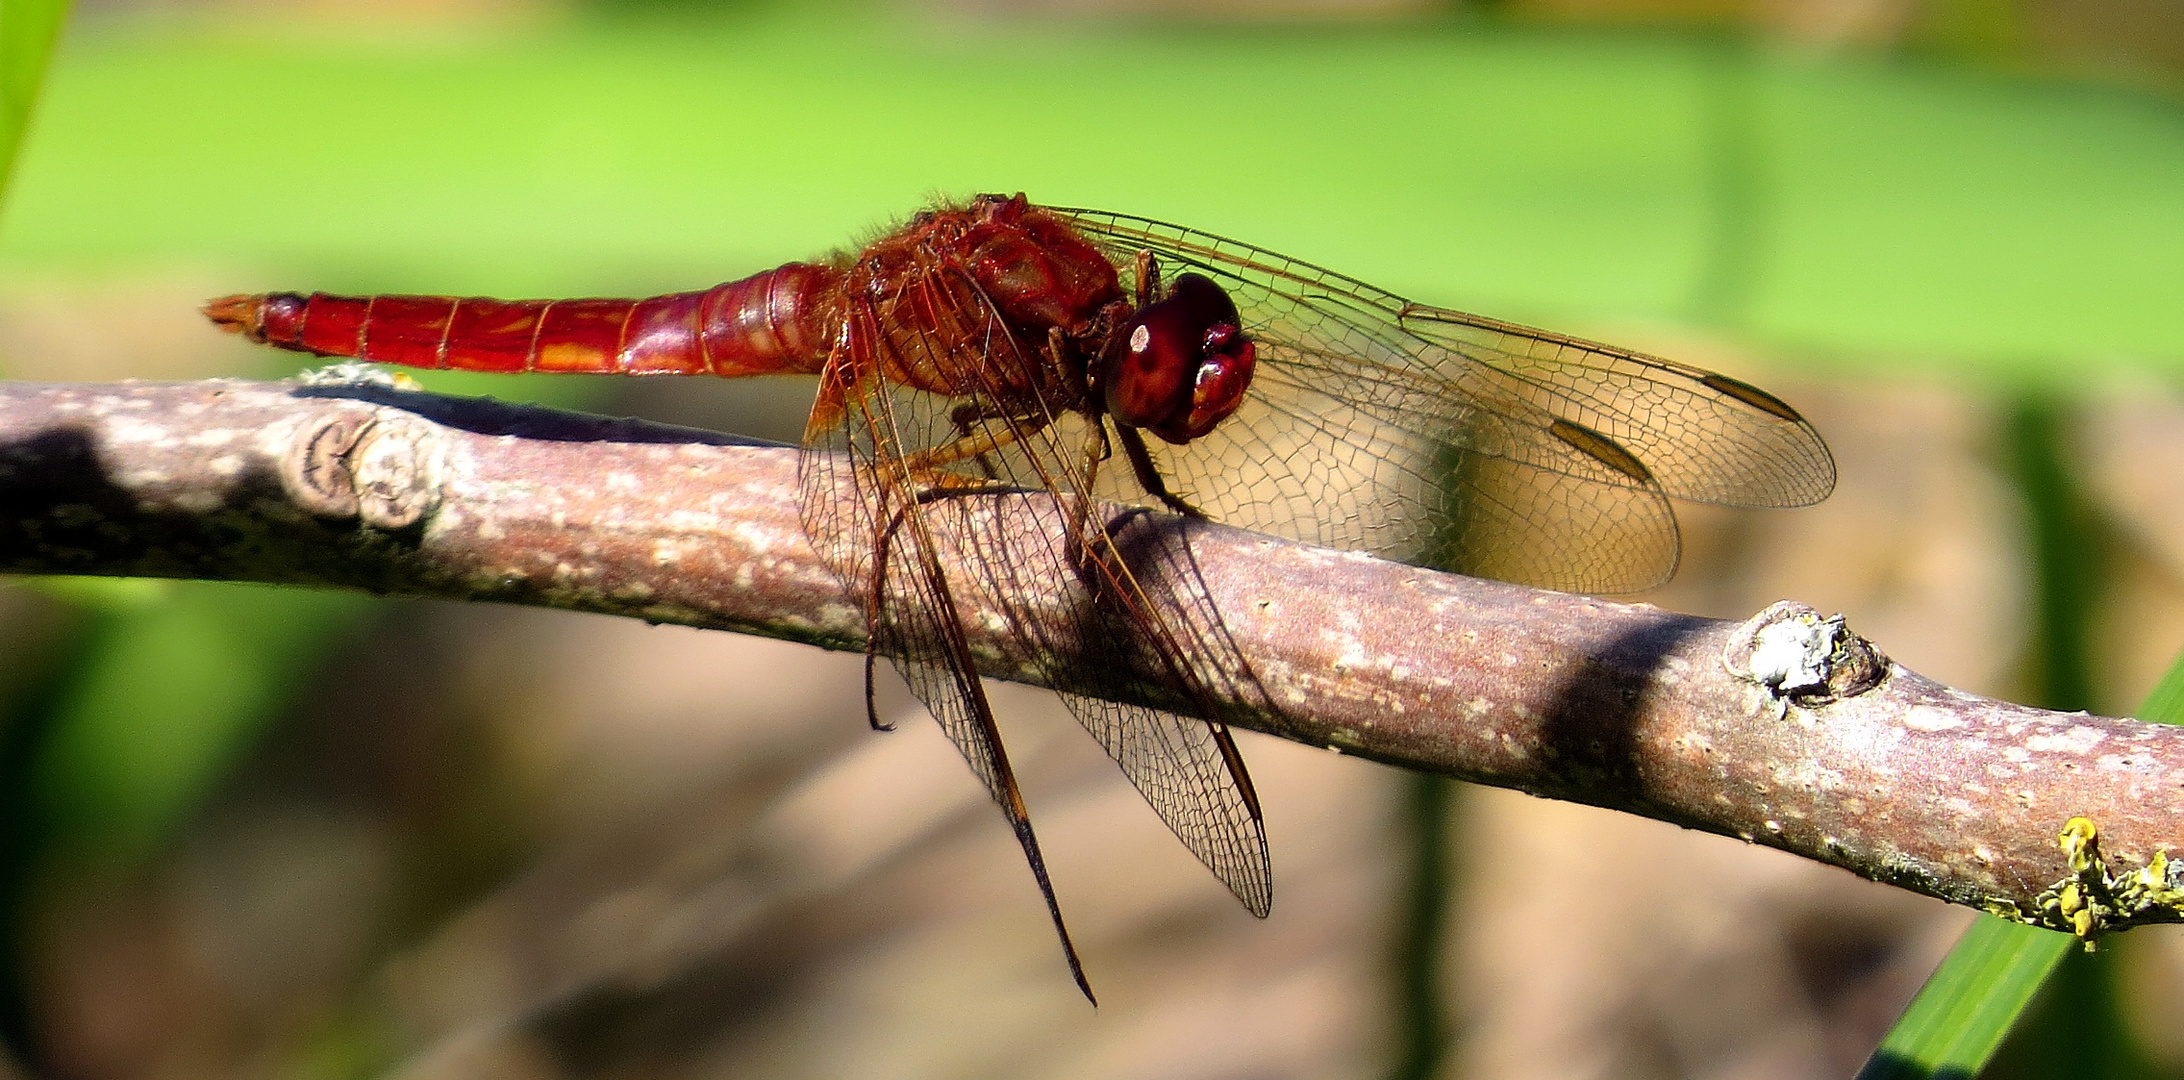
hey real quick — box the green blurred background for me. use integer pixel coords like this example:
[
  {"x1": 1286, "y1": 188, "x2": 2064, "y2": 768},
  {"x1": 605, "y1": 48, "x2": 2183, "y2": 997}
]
[{"x1": 3, "y1": 1, "x2": 2184, "y2": 1078}]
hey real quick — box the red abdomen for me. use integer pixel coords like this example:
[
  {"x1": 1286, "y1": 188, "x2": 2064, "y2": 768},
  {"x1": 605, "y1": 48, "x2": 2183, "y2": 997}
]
[{"x1": 204, "y1": 263, "x2": 842, "y2": 378}]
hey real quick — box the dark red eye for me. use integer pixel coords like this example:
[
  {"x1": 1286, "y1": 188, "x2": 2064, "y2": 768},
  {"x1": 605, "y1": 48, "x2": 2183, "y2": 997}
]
[{"x1": 1102, "y1": 273, "x2": 1257, "y2": 445}]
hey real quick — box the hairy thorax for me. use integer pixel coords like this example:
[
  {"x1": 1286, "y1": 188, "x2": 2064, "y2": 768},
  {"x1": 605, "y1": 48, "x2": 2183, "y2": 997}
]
[{"x1": 847, "y1": 195, "x2": 1126, "y2": 408}]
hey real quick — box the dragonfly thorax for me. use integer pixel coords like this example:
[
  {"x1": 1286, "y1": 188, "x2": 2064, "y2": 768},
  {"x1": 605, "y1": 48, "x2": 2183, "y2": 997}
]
[{"x1": 850, "y1": 194, "x2": 1124, "y2": 405}]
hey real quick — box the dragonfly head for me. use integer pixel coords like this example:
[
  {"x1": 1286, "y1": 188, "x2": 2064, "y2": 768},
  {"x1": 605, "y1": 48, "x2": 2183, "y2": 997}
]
[{"x1": 1103, "y1": 273, "x2": 1257, "y2": 445}]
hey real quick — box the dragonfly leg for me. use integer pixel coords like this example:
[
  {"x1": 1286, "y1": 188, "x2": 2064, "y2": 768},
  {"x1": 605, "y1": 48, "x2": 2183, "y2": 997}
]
[
  {"x1": 861, "y1": 502, "x2": 916, "y2": 732},
  {"x1": 1045, "y1": 322, "x2": 1115, "y2": 579},
  {"x1": 863, "y1": 652, "x2": 892, "y2": 731},
  {"x1": 948, "y1": 401, "x2": 1009, "y2": 481},
  {"x1": 1117, "y1": 425, "x2": 1206, "y2": 518},
  {"x1": 891, "y1": 412, "x2": 1049, "y2": 479},
  {"x1": 861, "y1": 463, "x2": 1055, "y2": 734},
  {"x1": 1132, "y1": 248, "x2": 1160, "y2": 308},
  {"x1": 1060, "y1": 412, "x2": 1116, "y2": 583},
  {"x1": 1048, "y1": 326, "x2": 1096, "y2": 413}
]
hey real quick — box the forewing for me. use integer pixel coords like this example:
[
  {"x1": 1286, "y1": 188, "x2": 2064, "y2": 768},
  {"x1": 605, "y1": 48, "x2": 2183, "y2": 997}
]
[
  {"x1": 1393, "y1": 307, "x2": 1835, "y2": 508},
  {"x1": 1051, "y1": 207, "x2": 1835, "y2": 593}
]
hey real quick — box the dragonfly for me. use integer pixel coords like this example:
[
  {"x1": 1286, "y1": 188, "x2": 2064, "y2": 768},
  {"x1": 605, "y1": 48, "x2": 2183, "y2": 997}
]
[{"x1": 206, "y1": 192, "x2": 1835, "y2": 1002}]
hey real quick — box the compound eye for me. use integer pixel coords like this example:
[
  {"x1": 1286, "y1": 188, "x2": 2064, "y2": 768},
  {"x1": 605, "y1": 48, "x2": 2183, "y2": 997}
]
[
  {"x1": 1102, "y1": 273, "x2": 1256, "y2": 444},
  {"x1": 1165, "y1": 272, "x2": 1241, "y2": 334},
  {"x1": 1148, "y1": 336, "x2": 1255, "y2": 444}
]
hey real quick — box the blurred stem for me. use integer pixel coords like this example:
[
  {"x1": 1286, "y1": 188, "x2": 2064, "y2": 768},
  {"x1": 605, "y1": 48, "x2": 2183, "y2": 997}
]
[
  {"x1": 0, "y1": 4, "x2": 72, "y2": 1063},
  {"x1": 1983, "y1": 394, "x2": 2148, "y2": 1078},
  {"x1": 1912, "y1": 0, "x2": 2022, "y2": 62},
  {"x1": 2001, "y1": 396, "x2": 2098, "y2": 715},
  {"x1": 0, "y1": 602, "x2": 101, "y2": 1073},
  {"x1": 1688, "y1": 32, "x2": 1764, "y2": 330},
  {"x1": 1388, "y1": 772, "x2": 1452, "y2": 1080}
]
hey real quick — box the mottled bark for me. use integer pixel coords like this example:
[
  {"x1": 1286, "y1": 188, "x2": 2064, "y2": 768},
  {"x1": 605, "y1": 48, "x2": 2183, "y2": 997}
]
[{"x1": 2, "y1": 378, "x2": 2179, "y2": 938}]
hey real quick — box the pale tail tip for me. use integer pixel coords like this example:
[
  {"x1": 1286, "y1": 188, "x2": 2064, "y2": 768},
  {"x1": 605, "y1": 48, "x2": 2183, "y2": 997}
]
[{"x1": 201, "y1": 294, "x2": 265, "y2": 340}]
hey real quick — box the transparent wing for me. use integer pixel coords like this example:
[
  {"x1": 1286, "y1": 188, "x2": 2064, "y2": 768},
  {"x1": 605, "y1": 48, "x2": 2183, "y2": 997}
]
[
  {"x1": 798, "y1": 280, "x2": 1272, "y2": 934},
  {"x1": 956, "y1": 495, "x2": 1274, "y2": 918},
  {"x1": 1051, "y1": 207, "x2": 1836, "y2": 593},
  {"x1": 797, "y1": 316, "x2": 1096, "y2": 1000}
]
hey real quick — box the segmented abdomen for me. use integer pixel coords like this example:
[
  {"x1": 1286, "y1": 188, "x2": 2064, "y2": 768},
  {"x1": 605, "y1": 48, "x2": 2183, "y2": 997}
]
[{"x1": 204, "y1": 263, "x2": 842, "y2": 377}]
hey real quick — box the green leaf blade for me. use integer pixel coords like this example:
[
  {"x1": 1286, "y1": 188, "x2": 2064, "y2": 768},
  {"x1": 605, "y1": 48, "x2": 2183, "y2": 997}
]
[
  {"x1": 0, "y1": 0, "x2": 73, "y2": 204},
  {"x1": 1858, "y1": 917, "x2": 2075, "y2": 1080}
]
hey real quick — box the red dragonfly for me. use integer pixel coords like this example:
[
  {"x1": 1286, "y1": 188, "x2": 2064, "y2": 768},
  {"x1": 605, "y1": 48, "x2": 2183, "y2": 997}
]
[{"x1": 206, "y1": 193, "x2": 1835, "y2": 1001}]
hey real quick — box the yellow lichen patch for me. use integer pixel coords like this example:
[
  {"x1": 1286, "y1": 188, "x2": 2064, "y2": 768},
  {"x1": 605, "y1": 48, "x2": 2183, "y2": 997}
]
[
  {"x1": 2013, "y1": 817, "x2": 2184, "y2": 944},
  {"x1": 2112, "y1": 843, "x2": 2184, "y2": 917},
  {"x1": 2061, "y1": 816, "x2": 2098, "y2": 874},
  {"x1": 2031, "y1": 817, "x2": 2113, "y2": 946}
]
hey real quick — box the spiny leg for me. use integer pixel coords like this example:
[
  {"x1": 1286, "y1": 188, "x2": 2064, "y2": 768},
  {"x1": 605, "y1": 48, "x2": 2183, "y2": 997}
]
[
  {"x1": 864, "y1": 469, "x2": 1037, "y2": 732},
  {"x1": 863, "y1": 500, "x2": 917, "y2": 732},
  {"x1": 1117, "y1": 424, "x2": 1207, "y2": 519},
  {"x1": 1062, "y1": 417, "x2": 1271, "y2": 853},
  {"x1": 1064, "y1": 411, "x2": 1114, "y2": 583},
  {"x1": 891, "y1": 411, "x2": 1051, "y2": 479},
  {"x1": 1037, "y1": 323, "x2": 1113, "y2": 581},
  {"x1": 1048, "y1": 325, "x2": 1095, "y2": 407},
  {"x1": 948, "y1": 400, "x2": 1010, "y2": 481}
]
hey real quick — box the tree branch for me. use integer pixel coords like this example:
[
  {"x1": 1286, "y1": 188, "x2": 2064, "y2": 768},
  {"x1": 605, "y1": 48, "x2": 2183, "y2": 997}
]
[{"x1": 4, "y1": 378, "x2": 2181, "y2": 938}]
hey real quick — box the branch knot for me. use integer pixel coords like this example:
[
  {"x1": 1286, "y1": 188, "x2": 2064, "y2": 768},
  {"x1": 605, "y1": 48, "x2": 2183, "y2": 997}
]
[
  {"x1": 1722, "y1": 600, "x2": 1887, "y2": 706},
  {"x1": 282, "y1": 406, "x2": 441, "y2": 530}
]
